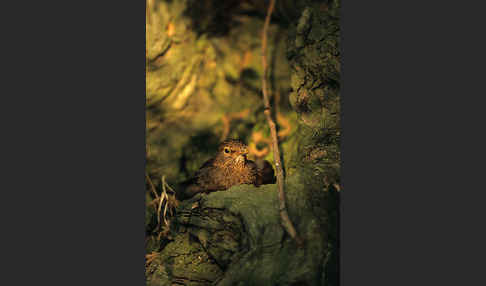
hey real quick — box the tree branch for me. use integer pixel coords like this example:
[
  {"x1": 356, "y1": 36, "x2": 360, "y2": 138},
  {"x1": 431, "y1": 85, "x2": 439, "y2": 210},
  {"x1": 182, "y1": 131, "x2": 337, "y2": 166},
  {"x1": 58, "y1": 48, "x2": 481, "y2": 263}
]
[{"x1": 261, "y1": 0, "x2": 303, "y2": 247}]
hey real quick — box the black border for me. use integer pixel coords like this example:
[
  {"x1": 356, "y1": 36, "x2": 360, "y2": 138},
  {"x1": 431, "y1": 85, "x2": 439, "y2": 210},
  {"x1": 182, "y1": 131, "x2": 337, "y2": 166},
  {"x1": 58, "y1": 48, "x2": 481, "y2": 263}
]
[
  {"x1": 2, "y1": 0, "x2": 485, "y2": 285},
  {"x1": 2, "y1": 1, "x2": 146, "y2": 284},
  {"x1": 342, "y1": 1, "x2": 485, "y2": 285}
]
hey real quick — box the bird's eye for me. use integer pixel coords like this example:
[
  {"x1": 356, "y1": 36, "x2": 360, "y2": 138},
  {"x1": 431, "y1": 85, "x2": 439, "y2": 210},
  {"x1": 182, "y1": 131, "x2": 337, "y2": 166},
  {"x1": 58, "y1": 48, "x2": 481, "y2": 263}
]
[{"x1": 224, "y1": 148, "x2": 230, "y2": 153}]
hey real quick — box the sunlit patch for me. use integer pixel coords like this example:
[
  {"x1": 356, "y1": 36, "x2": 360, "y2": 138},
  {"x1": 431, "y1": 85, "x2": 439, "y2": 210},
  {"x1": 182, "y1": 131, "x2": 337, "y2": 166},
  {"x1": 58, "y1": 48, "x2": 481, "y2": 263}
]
[{"x1": 167, "y1": 22, "x2": 175, "y2": 37}]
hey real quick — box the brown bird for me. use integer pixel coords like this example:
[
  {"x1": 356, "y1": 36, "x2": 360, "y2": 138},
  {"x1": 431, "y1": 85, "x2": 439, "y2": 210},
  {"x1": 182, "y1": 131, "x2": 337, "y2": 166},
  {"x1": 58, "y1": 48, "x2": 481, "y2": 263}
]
[{"x1": 177, "y1": 139, "x2": 275, "y2": 200}]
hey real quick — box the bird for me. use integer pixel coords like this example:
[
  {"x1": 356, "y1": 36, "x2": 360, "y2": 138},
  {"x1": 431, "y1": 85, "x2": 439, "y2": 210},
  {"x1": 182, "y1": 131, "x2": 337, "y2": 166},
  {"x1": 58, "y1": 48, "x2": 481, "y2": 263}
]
[{"x1": 177, "y1": 139, "x2": 275, "y2": 200}]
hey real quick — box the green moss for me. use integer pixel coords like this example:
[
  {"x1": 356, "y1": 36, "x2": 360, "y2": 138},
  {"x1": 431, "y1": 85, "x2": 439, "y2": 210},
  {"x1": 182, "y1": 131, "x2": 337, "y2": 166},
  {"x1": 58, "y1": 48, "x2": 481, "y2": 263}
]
[
  {"x1": 147, "y1": 232, "x2": 224, "y2": 285},
  {"x1": 165, "y1": 174, "x2": 328, "y2": 285}
]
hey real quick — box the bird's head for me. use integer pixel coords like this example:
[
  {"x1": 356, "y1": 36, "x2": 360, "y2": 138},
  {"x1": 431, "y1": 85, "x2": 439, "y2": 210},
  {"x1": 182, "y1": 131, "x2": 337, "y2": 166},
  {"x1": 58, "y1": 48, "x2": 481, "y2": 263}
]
[{"x1": 218, "y1": 139, "x2": 249, "y2": 166}]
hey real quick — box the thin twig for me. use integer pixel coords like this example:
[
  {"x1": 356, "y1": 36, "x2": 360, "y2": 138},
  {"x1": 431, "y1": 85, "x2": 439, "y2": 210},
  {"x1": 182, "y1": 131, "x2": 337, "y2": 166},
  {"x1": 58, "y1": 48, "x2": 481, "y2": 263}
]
[
  {"x1": 145, "y1": 251, "x2": 159, "y2": 266},
  {"x1": 261, "y1": 0, "x2": 303, "y2": 247},
  {"x1": 146, "y1": 172, "x2": 159, "y2": 200},
  {"x1": 164, "y1": 179, "x2": 175, "y2": 194},
  {"x1": 333, "y1": 183, "x2": 341, "y2": 192},
  {"x1": 157, "y1": 176, "x2": 167, "y2": 228},
  {"x1": 162, "y1": 176, "x2": 169, "y2": 226}
]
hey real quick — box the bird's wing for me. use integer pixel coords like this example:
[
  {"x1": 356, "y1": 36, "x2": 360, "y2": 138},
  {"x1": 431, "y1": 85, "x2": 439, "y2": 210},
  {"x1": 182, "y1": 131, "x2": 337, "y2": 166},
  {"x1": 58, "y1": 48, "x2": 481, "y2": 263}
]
[
  {"x1": 194, "y1": 158, "x2": 215, "y2": 177},
  {"x1": 176, "y1": 158, "x2": 225, "y2": 200}
]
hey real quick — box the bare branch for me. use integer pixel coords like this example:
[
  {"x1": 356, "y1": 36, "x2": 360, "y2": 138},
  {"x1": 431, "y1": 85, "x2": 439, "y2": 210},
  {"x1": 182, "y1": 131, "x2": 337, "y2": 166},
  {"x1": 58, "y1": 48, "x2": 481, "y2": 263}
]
[
  {"x1": 146, "y1": 172, "x2": 159, "y2": 200},
  {"x1": 261, "y1": 0, "x2": 303, "y2": 247}
]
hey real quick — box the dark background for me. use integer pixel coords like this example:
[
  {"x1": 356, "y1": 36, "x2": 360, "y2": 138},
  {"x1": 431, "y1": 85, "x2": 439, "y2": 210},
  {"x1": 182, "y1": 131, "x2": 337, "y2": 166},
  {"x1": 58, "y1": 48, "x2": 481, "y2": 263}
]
[{"x1": 1, "y1": 0, "x2": 485, "y2": 285}]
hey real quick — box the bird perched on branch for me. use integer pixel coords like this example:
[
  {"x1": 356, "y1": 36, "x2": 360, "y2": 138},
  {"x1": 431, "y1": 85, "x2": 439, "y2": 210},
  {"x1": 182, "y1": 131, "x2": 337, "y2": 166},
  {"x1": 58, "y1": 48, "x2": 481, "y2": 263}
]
[{"x1": 177, "y1": 139, "x2": 275, "y2": 200}]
